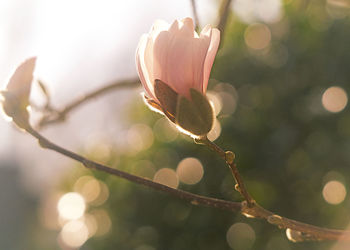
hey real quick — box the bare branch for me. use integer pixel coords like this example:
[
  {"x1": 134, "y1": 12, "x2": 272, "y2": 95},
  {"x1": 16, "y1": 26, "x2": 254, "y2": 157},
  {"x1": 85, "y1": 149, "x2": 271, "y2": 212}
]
[
  {"x1": 36, "y1": 78, "x2": 140, "y2": 128},
  {"x1": 198, "y1": 136, "x2": 350, "y2": 242},
  {"x1": 23, "y1": 125, "x2": 350, "y2": 242},
  {"x1": 217, "y1": 0, "x2": 232, "y2": 42},
  {"x1": 25, "y1": 126, "x2": 241, "y2": 212},
  {"x1": 190, "y1": 0, "x2": 200, "y2": 31}
]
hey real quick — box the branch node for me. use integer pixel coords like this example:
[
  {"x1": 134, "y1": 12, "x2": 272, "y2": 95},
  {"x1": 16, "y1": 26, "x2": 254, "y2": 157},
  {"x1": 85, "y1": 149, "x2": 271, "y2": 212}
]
[
  {"x1": 286, "y1": 228, "x2": 308, "y2": 242},
  {"x1": 38, "y1": 138, "x2": 50, "y2": 149},
  {"x1": 267, "y1": 214, "x2": 284, "y2": 227},
  {"x1": 225, "y1": 151, "x2": 235, "y2": 164},
  {"x1": 194, "y1": 137, "x2": 206, "y2": 145},
  {"x1": 234, "y1": 183, "x2": 240, "y2": 192},
  {"x1": 241, "y1": 200, "x2": 258, "y2": 218},
  {"x1": 82, "y1": 159, "x2": 95, "y2": 169}
]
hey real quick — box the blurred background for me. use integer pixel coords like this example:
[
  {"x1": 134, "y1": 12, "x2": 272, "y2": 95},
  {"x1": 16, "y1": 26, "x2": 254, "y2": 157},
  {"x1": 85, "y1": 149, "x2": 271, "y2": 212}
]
[{"x1": 1, "y1": 0, "x2": 350, "y2": 249}]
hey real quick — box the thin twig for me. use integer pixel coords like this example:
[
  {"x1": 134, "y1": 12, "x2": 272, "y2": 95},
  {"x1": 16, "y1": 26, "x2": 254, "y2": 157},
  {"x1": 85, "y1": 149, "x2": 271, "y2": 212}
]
[
  {"x1": 199, "y1": 136, "x2": 255, "y2": 206},
  {"x1": 37, "y1": 78, "x2": 140, "y2": 128},
  {"x1": 217, "y1": 0, "x2": 232, "y2": 42},
  {"x1": 25, "y1": 126, "x2": 241, "y2": 212},
  {"x1": 190, "y1": 0, "x2": 200, "y2": 31},
  {"x1": 197, "y1": 136, "x2": 350, "y2": 242},
  {"x1": 23, "y1": 126, "x2": 350, "y2": 242}
]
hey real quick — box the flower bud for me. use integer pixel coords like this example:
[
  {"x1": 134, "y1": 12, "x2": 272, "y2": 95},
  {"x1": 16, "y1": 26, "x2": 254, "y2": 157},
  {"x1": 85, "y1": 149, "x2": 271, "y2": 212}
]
[
  {"x1": 136, "y1": 17, "x2": 220, "y2": 137},
  {"x1": 1, "y1": 57, "x2": 36, "y2": 129}
]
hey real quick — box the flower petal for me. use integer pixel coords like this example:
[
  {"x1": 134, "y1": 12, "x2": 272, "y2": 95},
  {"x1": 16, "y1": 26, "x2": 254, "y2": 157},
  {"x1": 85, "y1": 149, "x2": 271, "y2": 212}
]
[
  {"x1": 178, "y1": 17, "x2": 196, "y2": 37},
  {"x1": 202, "y1": 27, "x2": 220, "y2": 93},
  {"x1": 154, "y1": 34, "x2": 195, "y2": 98},
  {"x1": 136, "y1": 34, "x2": 156, "y2": 100}
]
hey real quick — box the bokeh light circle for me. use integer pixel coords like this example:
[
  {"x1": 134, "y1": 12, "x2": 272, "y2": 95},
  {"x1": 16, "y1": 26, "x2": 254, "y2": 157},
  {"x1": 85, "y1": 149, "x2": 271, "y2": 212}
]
[
  {"x1": 60, "y1": 220, "x2": 89, "y2": 248},
  {"x1": 153, "y1": 168, "x2": 179, "y2": 188},
  {"x1": 207, "y1": 118, "x2": 222, "y2": 141},
  {"x1": 322, "y1": 180, "x2": 346, "y2": 205},
  {"x1": 226, "y1": 222, "x2": 256, "y2": 249},
  {"x1": 244, "y1": 23, "x2": 271, "y2": 50},
  {"x1": 322, "y1": 86, "x2": 348, "y2": 113},
  {"x1": 57, "y1": 192, "x2": 86, "y2": 220},
  {"x1": 176, "y1": 157, "x2": 204, "y2": 185}
]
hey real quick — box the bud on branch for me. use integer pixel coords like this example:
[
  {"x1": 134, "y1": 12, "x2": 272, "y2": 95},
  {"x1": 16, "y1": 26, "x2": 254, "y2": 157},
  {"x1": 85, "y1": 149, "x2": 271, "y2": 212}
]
[
  {"x1": 136, "y1": 17, "x2": 220, "y2": 137},
  {"x1": 1, "y1": 57, "x2": 36, "y2": 129}
]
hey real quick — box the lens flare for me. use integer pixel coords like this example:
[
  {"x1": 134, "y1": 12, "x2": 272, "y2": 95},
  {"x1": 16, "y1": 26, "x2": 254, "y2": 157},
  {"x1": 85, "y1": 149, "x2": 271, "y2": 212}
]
[
  {"x1": 322, "y1": 86, "x2": 348, "y2": 113},
  {"x1": 59, "y1": 220, "x2": 89, "y2": 248},
  {"x1": 226, "y1": 223, "x2": 256, "y2": 249},
  {"x1": 153, "y1": 168, "x2": 179, "y2": 189},
  {"x1": 57, "y1": 192, "x2": 86, "y2": 220},
  {"x1": 322, "y1": 180, "x2": 347, "y2": 205},
  {"x1": 244, "y1": 23, "x2": 271, "y2": 50},
  {"x1": 176, "y1": 157, "x2": 204, "y2": 185}
]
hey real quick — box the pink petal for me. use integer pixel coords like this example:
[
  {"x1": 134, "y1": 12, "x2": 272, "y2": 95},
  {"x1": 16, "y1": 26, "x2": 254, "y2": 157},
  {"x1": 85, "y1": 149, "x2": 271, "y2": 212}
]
[
  {"x1": 153, "y1": 33, "x2": 195, "y2": 99},
  {"x1": 153, "y1": 21, "x2": 214, "y2": 98},
  {"x1": 202, "y1": 27, "x2": 220, "y2": 93},
  {"x1": 136, "y1": 34, "x2": 156, "y2": 100},
  {"x1": 178, "y1": 17, "x2": 195, "y2": 37},
  {"x1": 136, "y1": 17, "x2": 220, "y2": 103},
  {"x1": 191, "y1": 34, "x2": 211, "y2": 92}
]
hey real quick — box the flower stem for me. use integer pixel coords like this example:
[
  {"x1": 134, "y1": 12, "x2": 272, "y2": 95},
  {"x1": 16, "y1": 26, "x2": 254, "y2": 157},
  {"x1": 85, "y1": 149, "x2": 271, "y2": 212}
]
[{"x1": 198, "y1": 136, "x2": 255, "y2": 207}]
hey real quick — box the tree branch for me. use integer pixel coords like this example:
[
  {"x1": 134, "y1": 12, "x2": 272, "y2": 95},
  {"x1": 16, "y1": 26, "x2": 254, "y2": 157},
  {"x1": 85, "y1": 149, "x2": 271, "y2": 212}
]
[
  {"x1": 190, "y1": 0, "x2": 200, "y2": 31},
  {"x1": 36, "y1": 78, "x2": 140, "y2": 128},
  {"x1": 217, "y1": 0, "x2": 232, "y2": 43},
  {"x1": 199, "y1": 137, "x2": 255, "y2": 206},
  {"x1": 25, "y1": 126, "x2": 241, "y2": 212},
  {"x1": 198, "y1": 136, "x2": 350, "y2": 242},
  {"x1": 23, "y1": 125, "x2": 350, "y2": 242}
]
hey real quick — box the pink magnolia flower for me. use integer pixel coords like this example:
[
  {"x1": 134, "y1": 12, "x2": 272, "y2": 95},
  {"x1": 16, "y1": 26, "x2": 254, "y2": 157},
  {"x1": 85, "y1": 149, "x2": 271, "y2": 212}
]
[{"x1": 136, "y1": 17, "x2": 220, "y2": 103}]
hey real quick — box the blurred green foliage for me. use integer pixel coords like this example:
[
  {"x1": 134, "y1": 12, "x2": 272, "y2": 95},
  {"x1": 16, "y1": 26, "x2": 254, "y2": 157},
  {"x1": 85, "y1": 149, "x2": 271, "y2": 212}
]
[{"x1": 45, "y1": 1, "x2": 350, "y2": 250}]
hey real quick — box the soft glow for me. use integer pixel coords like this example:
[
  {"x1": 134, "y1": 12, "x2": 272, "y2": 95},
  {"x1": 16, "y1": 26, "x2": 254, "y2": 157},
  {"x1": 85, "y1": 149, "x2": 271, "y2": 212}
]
[
  {"x1": 75, "y1": 176, "x2": 100, "y2": 203},
  {"x1": 207, "y1": 91, "x2": 223, "y2": 116},
  {"x1": 219, "y1": 92, "x2": 237, "y2": 115},
  {"x1": 74, "y1": 176, "x2": 109, "y2": 205},
  {"x1": 226, "y1": 223, "x2": 256, "y2": 249},
  {"x1": 176, "y1": 157, "x2": 204, "y2": 185},
  {"x1": 322, "y1": 86, "x2": 348, "y2": 113},
  {"x1": 60, "y1": 220, "x2": 89, "y2": 248},
  {"x1": 232, "y1": 0, "x2": 283, "y2": 24},
  {"x1": 213, "y1": 83, "x2": 238, "y2": 116},
  {"x1": 244, "y1": 23, "x2": 271, "y2": 50},
  {"x1": 84, "y1": 213, "x2": 98, "y2": 237},
  {"x1": 322, "y1": 180, "x2": 347, "y2": 205},
  {"x1": 127, "y1": 124, "x2": 154, "y2": 153},
  {"x1": 153, "y1": 168, "x2": 179, "y2": 189},
  {"x1": 207, "y1": 118, "x2": 221, "y2": 141},
  {"x1": 153, "y1": 117, "x2": 178, "y2": 143},
  {"x1": 92, "y1": 181, "x2": 109, "y2": 206},
  {"x1": 57, "y1": 192, "x2": 86, "y2": 220},
  {"x1": 91, "y1": 209, "x2": 112, "y2": 237}
]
